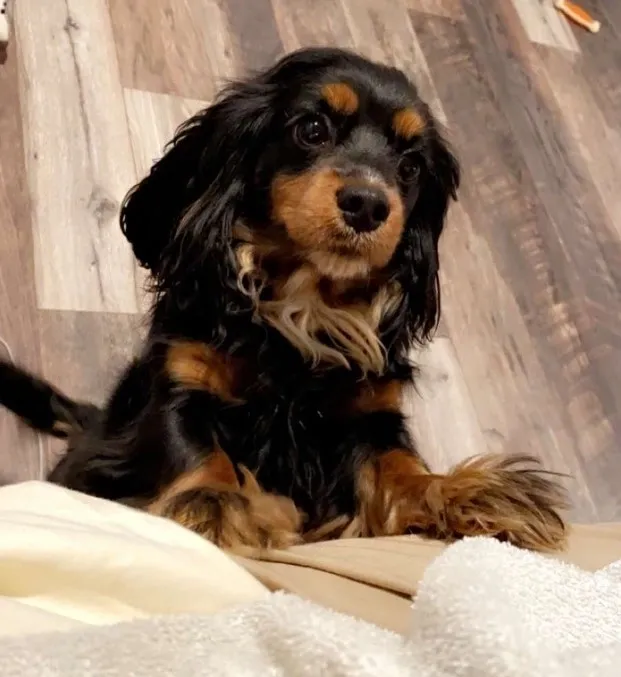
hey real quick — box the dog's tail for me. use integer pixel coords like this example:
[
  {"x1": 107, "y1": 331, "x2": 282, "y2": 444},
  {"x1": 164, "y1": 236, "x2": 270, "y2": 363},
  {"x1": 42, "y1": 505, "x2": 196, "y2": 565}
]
[{"x1": 0, "y1": 360, "x2": 100, "y2": 439}]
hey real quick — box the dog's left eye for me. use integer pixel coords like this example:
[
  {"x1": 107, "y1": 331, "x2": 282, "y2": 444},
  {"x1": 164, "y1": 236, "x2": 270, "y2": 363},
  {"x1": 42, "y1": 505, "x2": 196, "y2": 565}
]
[
  {"x1": 293, "y1": 115, "x2": 333, "y2": 149},
  {"x1": 397, "y1": 154, "x2": 421, "y2": 184}
]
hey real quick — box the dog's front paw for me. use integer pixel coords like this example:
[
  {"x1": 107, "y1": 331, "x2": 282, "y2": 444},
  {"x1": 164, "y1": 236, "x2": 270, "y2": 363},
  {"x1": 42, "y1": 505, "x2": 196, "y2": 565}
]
[
  {"x1": 359, "y1": 451, "x2": 569, "y2": 552},
  {"x1": 415, "y1": 454, "x2": 569, "y2": 551},
  {"x1": 150, "y1": 468, "x2": 303, "y2": 551}
]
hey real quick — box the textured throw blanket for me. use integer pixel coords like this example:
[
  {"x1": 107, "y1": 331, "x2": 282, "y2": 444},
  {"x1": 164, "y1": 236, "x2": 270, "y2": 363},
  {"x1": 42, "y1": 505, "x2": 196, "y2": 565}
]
[{"x1": 2, "y1": 536, "x2": 620, "y2": 676}]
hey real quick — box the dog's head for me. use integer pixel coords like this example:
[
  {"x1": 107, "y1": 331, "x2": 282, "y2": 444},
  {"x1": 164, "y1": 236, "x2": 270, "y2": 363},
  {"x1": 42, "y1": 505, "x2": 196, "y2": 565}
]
[{"x1": 122, "y1": 48, "x2": 460, "y2": 372}]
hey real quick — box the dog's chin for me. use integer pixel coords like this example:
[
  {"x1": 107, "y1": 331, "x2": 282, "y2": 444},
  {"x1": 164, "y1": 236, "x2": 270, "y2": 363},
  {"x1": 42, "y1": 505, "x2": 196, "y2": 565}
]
[
  {"x1": 306, "y1": 250, "x2": 371, "y2": 280},
  {"x1": 304, "y1": 223, "x2": 379, "y2": 280}
]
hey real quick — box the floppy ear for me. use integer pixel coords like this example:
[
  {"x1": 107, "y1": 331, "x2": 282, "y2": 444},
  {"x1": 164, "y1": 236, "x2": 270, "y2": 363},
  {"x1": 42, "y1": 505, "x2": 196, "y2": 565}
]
[
  {"x1": 120, "y1": 118, "x2": 205, "y2": 272},
  {"x1": 383, "y1": 133, "x2": 460, "y2": 352},
  {"x1": 415, "y1": 133, "x2": 460, "y2": 245},
  {"x1": 120, "y1": 82, "x2": 276, "y2": 287}
]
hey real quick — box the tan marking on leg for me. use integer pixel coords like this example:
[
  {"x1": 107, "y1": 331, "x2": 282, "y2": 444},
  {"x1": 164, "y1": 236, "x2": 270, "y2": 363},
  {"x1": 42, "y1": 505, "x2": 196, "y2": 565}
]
[
  {"x1": 148, "y1": 451, "x2": 302, "y2": 551},
  {"x1": 356, "y1": 451, "x2": 569, "y2": 551}
]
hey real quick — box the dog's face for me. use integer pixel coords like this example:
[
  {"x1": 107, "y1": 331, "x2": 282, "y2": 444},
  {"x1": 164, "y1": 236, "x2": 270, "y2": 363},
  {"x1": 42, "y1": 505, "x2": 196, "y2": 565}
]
[
  {"x1": 257, "y1": 73, "x2": 436, "y2": 280},
  {"x1": 121, "y1": 48, "x2": 460, "y2": 371}
]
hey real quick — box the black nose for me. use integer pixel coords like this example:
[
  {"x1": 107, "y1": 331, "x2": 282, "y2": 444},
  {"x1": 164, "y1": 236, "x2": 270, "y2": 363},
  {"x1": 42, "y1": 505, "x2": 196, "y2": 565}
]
[{"x1": 336, "y1": 185, "x2": 390, "y2": 233}]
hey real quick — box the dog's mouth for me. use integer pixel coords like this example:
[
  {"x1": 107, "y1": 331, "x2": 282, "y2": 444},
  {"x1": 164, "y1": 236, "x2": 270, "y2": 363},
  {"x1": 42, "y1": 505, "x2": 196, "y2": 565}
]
[{"x1": 269, "y1": 169, "x2": 405, "y2": 279}]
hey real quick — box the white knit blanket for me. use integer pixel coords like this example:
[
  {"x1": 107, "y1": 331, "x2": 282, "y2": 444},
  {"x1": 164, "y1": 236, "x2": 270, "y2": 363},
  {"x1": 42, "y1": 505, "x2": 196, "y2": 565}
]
[{"x1": 2, "y1": 536, "x2": 620, "y2": 676}]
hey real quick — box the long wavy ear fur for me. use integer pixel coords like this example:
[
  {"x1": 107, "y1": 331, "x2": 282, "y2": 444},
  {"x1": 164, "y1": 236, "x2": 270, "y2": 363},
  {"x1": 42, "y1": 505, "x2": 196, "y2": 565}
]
[
  {"x1": 383, "y1": 128, "x2": 460, "y2": 353},
  {"x1": 120, "y1": 118, "x2": 205, "y2": 273},
  {"x1": 119, "y1": 79, "x2": 277, "y2": 317}
]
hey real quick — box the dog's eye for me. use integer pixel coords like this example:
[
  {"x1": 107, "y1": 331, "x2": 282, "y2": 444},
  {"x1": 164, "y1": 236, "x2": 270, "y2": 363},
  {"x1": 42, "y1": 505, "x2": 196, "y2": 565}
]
[
  {"x1": 397, "y1": 155, "x2": 421, "y2": 184},
  {"x1": 293, "y1": 115, "x2": 333, "y2": 149}
]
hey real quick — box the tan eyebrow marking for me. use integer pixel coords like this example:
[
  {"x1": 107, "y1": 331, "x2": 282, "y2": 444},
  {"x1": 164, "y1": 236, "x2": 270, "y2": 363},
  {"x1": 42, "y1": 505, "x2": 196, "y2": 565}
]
[
  {"x1": 321, "y1": 83, "x2": 359, "y2": 116},
  {"x1": 393, "y1": 108, "x2": 426, "y2": 140}
]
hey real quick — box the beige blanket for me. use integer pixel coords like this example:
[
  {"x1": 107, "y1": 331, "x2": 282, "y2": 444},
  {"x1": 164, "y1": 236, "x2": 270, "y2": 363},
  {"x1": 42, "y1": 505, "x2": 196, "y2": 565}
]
[
  {"x1": 0, "y1": 481, "x2": 267, "y2": 636},
  {"x1": 0, "y1": 481, "x2": 620, "y2": 676},
  {"x1": 1, "y1": 481, "x2": 620, "y2": 638}
]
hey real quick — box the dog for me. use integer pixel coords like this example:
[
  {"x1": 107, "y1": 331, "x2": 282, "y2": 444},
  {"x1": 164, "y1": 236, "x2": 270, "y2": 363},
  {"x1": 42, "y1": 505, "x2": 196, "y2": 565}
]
[{"x1": 0, "y1": 47, "x2": 568, "y2": 551}]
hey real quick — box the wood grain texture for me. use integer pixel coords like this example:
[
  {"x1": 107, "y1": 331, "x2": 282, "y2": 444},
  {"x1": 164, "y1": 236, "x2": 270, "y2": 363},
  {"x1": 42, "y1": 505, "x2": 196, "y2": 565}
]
[
  {"x1": 109, "y1": 0, "x2": 238, "y2": 99},
  {"x1": 459, "y1": 1, "x2": 621, "y2": 520},
  {"x1": 537, "y1": 46, "x2": 621, "y2": 234},
  {"x1": 508, "y1": 0, "x2": 579, "y2": 52},
  {"x1": 38, "y1": 310, "x2": 144, "y2": 406},
  {"x1": 405, "y1": 339, "x2": 490, "y2": 474},
  {"x1": 0, "y1": 38, "x2": 45, "y2": 482},
  {"x1": 574, "y1": 1, "x2": 621, "y2": 134},
  {"x1": 440, "y1": 202, "x2": 592, "y2": 516},
  {"x1": 410, "y1": 7, "x2": 621, "y2": 520},
  {"x1": 39, "y1": 310, "x2": 145, "y2": 474},
  {"x1": 123, "y1": 89, "x2": 207, "y2": 179},
  {"x1": 221, "y1": 0, "x2": 284, "y2": 72},
  {"x1": 596, "y1": 0, "x2": 621, "y2": 37},
  {"x1": 402, "y1": 0, "x2": 464, "y2": 20},
  {"x1": 16, "y1": 0, "x2": 139, "y2": 313},
  {"x1": 271, "y1": 0, "x2": 354, "y2": 50},
  {"x1": 340, "y1": 0, "x2": 447, "y2": 122}
]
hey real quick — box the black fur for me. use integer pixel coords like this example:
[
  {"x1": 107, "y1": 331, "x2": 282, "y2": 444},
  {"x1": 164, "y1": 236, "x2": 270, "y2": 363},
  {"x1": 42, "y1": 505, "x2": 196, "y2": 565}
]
[
  {"x1": 0, "y1": 361, "x2": 99, "y2": 438},
  {"x1": 0, "y1": 48, "x2": 459, "y2": 530}
]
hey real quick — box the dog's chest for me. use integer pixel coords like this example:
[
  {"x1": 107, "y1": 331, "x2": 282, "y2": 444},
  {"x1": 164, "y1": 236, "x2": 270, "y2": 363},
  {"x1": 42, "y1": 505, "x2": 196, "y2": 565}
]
[
  {"x1": 219, "y1": 376, "x2": 339, "y2": 458},
  {"x1": 215, "y1": 371, "x2": 358, "y2": 522}
]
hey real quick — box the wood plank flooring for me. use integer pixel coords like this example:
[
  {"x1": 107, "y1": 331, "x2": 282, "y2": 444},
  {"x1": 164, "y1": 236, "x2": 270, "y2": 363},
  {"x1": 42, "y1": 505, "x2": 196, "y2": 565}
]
[
  {"x1": 0, "y1": 0, "x2": 619, "y2": 521},
  {"x1": 0, "y1": 37, "x2": 43, "y2": 481},
  {"x1": 17, "y1": 0, "x2": 140, "y2": 313}
]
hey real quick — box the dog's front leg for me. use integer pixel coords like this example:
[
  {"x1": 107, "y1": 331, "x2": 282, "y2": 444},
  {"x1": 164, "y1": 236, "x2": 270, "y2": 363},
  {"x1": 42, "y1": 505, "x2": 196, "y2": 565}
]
[
  {"x1": 349, "y1": 379, "x2": 569, "y2": 552},
  {"x1": 147, "y1": 448, "x2": 302, "y2": 551},
  {"x1": 150, "y1": 340, "x2": 302, "y2": 551}
]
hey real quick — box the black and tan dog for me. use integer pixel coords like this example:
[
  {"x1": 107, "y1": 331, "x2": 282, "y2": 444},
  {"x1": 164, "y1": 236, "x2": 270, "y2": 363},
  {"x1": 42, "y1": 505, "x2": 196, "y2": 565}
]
[{"x1": 0, "y1": 48, "x2": 568, "y2": 551}]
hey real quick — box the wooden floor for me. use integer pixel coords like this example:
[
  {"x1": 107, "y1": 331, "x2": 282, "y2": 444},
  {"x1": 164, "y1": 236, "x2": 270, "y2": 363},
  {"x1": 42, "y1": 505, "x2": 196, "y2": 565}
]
[{"x1": 0, "y1": 0, "x2": 620, "y2": 521}]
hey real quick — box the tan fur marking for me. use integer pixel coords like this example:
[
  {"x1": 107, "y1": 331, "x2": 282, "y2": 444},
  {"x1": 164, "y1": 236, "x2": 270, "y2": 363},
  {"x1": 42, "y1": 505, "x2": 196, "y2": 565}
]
[
  {"x1": 321, "y1": 82, "x2": 359, "y2": 115},
  {"x1": 356, "y1": 452, "x2": 569, "y2": 552},
  {"x1": 393, "y1": 108, "x2": 426, "y2": 139},
  {"x1": 148, "y1": 451, "x2": 302, "y2": 551},
  {"x1": 271, "y1": 170, "x2": 346, "y2": 251},
  {"x1": 149, "y1": 449, "x2": 241, "y2": 517},
  {"x1": 166, "y1": 341, "x2": 242, "y2": 402},
  {"x1": 350, "y1": 379, "x2": 403, "y2": 414},
  {"x1": 271, "y1": 170, "x2": 405, "y2": 272},
  {"x1": 52, "y1": 420, "x2": 73, "y2": 437},
  {"x1": 237, "y1": 176, "x2": 406, "y2": 373}
]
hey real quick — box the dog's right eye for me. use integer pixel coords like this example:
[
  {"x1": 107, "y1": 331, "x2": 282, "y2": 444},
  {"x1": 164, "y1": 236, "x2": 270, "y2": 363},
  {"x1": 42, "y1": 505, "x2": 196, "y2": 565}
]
[{"x1": 293, "y1": 115, "x2": 333, "y2": 149}]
